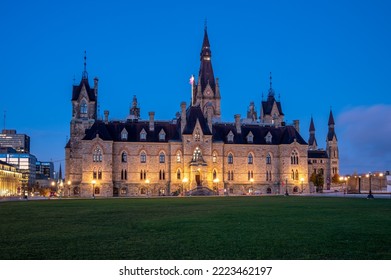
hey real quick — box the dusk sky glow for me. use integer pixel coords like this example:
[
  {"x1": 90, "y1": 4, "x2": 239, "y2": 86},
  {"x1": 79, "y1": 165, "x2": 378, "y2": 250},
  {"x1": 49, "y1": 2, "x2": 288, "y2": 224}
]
[{"x1": 1, "y1": 0, "x2": 390, "y2": 175}]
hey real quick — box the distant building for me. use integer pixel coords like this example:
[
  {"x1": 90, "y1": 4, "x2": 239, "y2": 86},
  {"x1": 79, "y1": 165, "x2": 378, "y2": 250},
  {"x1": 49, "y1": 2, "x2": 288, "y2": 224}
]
[
  {"x1": 65, "y1": 27, "x2": 339, "y2": 197},
  {"x1": 36, "y1": 161, "x2": 54, "y2": 179},
  {"x1": 0, "y1": 160, "x2": 22, "y2": 196},
  {"x1": 0, "y1": 148, "x2": 37, "y2": 187},
  {"x1": 0, "y1": 129, "x2": 30, "y2": 153}
]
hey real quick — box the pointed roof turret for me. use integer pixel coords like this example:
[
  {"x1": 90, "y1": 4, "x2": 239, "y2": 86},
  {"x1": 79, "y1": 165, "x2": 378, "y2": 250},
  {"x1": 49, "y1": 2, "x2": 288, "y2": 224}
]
[
  {"x1": 328, "y1": 109, "x2": 335, "y2": 126},
  {"x1": 308, "y1": 116, "x2": 317, "y2": 149},
  {"x1": 327, "y1": 109, "x2": 337, "y2": 141},
  {"x1": 82, "y1": 50, "x2": 88, "y2": 80},
  {"x1": 198, "y1": 26, "x2": 215, "y2": 93},
  {"x1": 72, "y1": 52, "x2": 96, "y2": 102}
]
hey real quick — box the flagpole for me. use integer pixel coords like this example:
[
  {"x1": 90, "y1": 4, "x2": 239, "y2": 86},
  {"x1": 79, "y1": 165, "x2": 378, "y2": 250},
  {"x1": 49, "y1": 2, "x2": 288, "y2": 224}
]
[{"x1": 190, "y1": 75, "x2": 194, "y2": 106}]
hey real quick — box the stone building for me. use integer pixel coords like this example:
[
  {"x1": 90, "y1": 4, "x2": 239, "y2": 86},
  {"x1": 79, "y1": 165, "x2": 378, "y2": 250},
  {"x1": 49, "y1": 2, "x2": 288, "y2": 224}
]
[{"x1": 65, "y1": 27, "x2": 339, "y2": 197}]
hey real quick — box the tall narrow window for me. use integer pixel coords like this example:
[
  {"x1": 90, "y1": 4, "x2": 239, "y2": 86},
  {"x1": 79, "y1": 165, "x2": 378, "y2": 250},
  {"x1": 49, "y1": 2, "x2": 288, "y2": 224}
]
[
  {"x1": 295, "y1": 170, "x2": 299, "y2": 180},
  {"x1": 213, "y1": 170, "x2": 217, "y2": 180},
  {"x1": 228, "y1": 153, "x2": 233, "y2": 164},
  {"x1": 248, "y1": 153, "x2": 253, "y2": 164},
  {"x1": 266, "y1": 153, "x2": 272, "y2": 165},
  {"x1": 177, "y1": 169, "x2": 181, "y2": 180},
  {"x1": 140, "y1": 152, "x2": 146, "y2": 163},
  {"x1": 80, "y1": 100, "x2": 87, "y2": 114},
  {"x1": 291, "y1": 150, "x2": 299, "y2": 165},
  {"x1": 93, "y1": 147, "x2": 102, "y2": 162},
  {"x1": 176, "y1": 151, "x2": 181, "y2": 163},
  {"x1": 159, "y1": 152, "x2": 165, "y2": 163},
  {"x1": 98, "y1": 169, "x2": 102, "y2": 180},
  {"x1": 121, "y1": 152, "x2": 127, "y2": 163},
  {"x1": 212, "y1": 152, "x2": 217, "y2": 163}
]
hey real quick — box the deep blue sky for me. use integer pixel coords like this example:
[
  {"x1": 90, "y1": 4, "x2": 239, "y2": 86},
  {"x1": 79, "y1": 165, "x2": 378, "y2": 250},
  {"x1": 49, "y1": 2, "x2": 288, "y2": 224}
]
[{"x1": 1, "y1": 0, "x2": 390, "y2": 175}]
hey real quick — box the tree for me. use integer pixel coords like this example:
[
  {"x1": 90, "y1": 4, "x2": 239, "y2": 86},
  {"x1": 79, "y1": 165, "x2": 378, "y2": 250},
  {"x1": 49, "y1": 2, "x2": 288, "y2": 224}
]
[
  {"x1": 310, "y1": 171, "x2": 324, "y2": 192},
  {"x1": 332, "y1": 173, "x2": 340, "y2": 184}
]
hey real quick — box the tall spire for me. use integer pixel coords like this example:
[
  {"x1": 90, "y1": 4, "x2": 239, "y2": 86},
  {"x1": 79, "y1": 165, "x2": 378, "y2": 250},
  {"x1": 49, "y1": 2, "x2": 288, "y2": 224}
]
[
  {"x1": 327, "y1": 109, "x2": 337, "y2": 141},
  {"x1": 82, "y1": 50, "x2": 88, "y2": 80},
  {"x1": 268, "y1": 72, "x2": 275, "y2": 97},
  {"x1": 308, "y1": 116, "x2": 318, "y2": 150},
  {"x1": 198, "y1": 25, "x2": 215, "y2": 93}
]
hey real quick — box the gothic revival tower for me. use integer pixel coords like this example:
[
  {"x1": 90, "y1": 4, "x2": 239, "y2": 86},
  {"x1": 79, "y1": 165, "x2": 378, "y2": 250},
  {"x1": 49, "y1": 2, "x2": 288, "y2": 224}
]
[
  {"x1": 193, "y1": 26, "x2": 221, "y2": 121},
  {"x1": 308, "y1": 116, "x2": 318, "y2": 150},
  {"x1": 260, "y1": 73, "x2": 284, "y2": 126},
  {"x1": 66, "y1": 53, "x2": 98, "y2": 187},
  {"x1": 326, "y1": 109, "x2": 339, "y2": 181}
]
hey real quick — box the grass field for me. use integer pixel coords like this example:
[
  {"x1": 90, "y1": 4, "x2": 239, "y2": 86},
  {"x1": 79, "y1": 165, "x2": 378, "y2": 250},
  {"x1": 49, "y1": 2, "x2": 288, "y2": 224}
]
[{"x1": 0, "y1": 196, "x2": 390, "y2": 260}]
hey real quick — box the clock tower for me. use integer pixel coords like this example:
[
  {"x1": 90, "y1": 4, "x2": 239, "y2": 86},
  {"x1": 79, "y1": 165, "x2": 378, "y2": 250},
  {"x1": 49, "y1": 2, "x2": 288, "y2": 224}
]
[{"x1": 192, "y1": 26, "x2": 221, "y2": 121}]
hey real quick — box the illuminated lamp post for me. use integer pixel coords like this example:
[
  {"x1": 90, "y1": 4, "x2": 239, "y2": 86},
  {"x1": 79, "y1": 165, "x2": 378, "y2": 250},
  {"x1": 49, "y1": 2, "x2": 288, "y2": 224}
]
[
  {"x1": 182, "y1": 177, "x2": 188, "y2": 196},
  {"x1": 366, "y1": 173, "x2": 374, "y2": 199},
  {"x1": 300, "y1": 177, "x2": 304, "y2": 193},
  {"x1": 250, "y1": 178, "x2": 254, "y2": 195},
  {"x1": 285, "y1": 178, "x2": 289, "y2": 196},
  {"x1": 145, "y1": 179, "x2": 150, "y2": 196},
  {"x1": 213, "y1": 178, "x2": 219, "y2": 195},
  {"x1": 67, "y1": 180, "x2": 71, "y2": 197},
  {"x1": 92, "y1": 179, "x2": 96, "y2": 199}
]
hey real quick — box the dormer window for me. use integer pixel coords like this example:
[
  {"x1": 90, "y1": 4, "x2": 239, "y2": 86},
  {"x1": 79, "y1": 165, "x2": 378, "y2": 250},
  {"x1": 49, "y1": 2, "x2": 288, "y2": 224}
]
[
  {"x1": 247, "y1": 131, "x2": 254, "y2": 143},
  {"x1": 140, "y1": 128, "x2": 147, "y2": 141},
  {"x1": 121, "y1": 128, "x2": 128, "y2": 141},
  {"x1": 227, "y1": 131, "x2": 234, "y2": 143},
  {"x1": 265, "y1": 132, "x2": 272, "y2": 144},
  {"x1": 159, "y1": 129, "x2": 166, "y2": 141}
]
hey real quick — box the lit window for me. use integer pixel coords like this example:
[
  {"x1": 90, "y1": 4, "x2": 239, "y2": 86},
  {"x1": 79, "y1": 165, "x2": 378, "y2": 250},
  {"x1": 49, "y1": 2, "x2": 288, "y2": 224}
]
[
  {"x1": 291, "y1": 150, "x2": 299, "y2": 165},
  {"x1": 194, "y1": 129, "x2": 201, "y2": 141},
  {"x1": 176, "y1": 151, "x2": 181, "y2": 163},
  {"x1": 121, "y1": 128, "x2": 128, "y2": 141},
  {"x1": 212, "y1": 152, "x2": 217, "y2": 163},
  {"x1": 213, "y1": 170, "x2": 217, "y2": 180},
  {"x1": 265, "y1": 132, "x2": 272, "y2": 144},
  {"x1": 177, "y1": 169, "x2": 181, "y2": 180},
  {"x1": 227, "y1": 131, "x2": 234, "y2": 143},
  {"x1": 159, "y1": 129, "x2": 166, "y2": 141}
]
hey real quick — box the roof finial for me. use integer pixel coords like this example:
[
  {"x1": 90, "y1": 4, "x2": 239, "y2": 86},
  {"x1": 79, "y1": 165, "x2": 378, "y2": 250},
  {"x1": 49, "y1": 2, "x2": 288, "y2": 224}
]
[
  {"x1": 269, "y1": 72, "x2": 272, "y2": 89},
  {"x1": 204, "y1": 17, "x2": 207, "y2": 31},
  {"x1": 82, "y1": 50, "x2": 88, "y2": 79}
]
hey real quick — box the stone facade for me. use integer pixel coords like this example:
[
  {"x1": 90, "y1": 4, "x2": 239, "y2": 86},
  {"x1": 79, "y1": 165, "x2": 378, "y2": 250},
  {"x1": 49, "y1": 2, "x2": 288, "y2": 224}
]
[{"x1": 65, "y1": 28, "x2": 338, "y2": 197}]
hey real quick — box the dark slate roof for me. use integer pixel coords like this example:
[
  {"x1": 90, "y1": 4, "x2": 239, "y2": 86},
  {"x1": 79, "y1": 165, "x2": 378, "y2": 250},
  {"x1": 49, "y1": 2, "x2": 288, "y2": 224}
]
[
  {"x1": 309, "y1": 117, "x2": 315, "y2": 132},
  {"x1": 213, "y1": 123, "x2": 307, "y2": 145},
  {"x1": 328, "y1": 110, "x2": 335, "y2": 125},
  {"x1": 261, "y1": 95, "x2": 284, "y2": 116},
  {"x1": 198, "y1": 28, "x2": 216, "y2": 93},
  {"x1": 82, "y1": 120, "x2": 180, "y2": 142},
  {"x1": 182, "y1": 106, "x2": 212, "y2": 135},
  {"x1": 308, "y1": 150, "x2": 329, "y2": 159},
  {"x1": 71, "y1": 77, "x2": 96, "y2": 101}
]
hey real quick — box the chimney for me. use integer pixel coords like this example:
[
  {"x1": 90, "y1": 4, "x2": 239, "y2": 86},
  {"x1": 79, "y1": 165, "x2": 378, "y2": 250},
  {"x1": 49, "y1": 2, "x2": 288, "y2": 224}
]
[
  {"x1": 149, "y1": 111, "x2": 155, "y2": 131},
  {"x1": 234, "y1": 114, "x2": 241, "y2": 134},
  {"x1": 293, "y1": 120, "x2": 300, "y2": 132},
  {"x1": 206, "y1": 103, "x2": 213, "y2": 132},
  {"x1": 104, "y1": 110, "x2": 109, "y2": 124},
  {"x1": 180, "y1": 102, "x2": 187, "y2": 133}
]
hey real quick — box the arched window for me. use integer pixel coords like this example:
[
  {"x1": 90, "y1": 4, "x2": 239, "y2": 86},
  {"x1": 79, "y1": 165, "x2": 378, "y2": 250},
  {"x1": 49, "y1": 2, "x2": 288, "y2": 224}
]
[
  {"x1": 176, "y1": 169, "x2": 181, "y2": 180},
  {"x1": 121, "y1": 152, "x2": 127, "y2": 163},
  {"x1": 94, "y1": 187, "x2": 100, "y2": 195},
  {"x1": 121, "y1": 169, "x2": 127, "y2": 180},
  {"x1": 267, "y1": 187, "x2": 272, "y2": 194},
  {"x1": 266, "y1": 153, "x2": 272, "y2": 165},
  {"x1": 192, "y1": 147, "x2": 203, "y2": 162},
  {"x1": 80, "y1": 100, "x2": 87, "y2": 114},
  {"x1": 93, "y1": 147, "x2": 102, "y2": 162},
  {"x1": 159, "y1": 170, "x2": 165, "y2": 180},
  {"x1": 248, "y1": 153, "x2": 253, "y2": 164},
  {"x1": 176, "y1": 151, "x2": 181, "y2": 163},
  {"x1": 140, "y1": 151, "x2": 146, "y2": 163},
  {"x1": 293, "y1": 186, "x2": 299, "y2": 193},
  {"x1": 93, "y1": 168, "x2": 97, "y2": 179},
  {"x1": 228, "y1": 153, "x2": 233, "y2": 164},
  {"x1": 213, "y1": 170, "x2": 217, "y2": 180},
  {"x1": 291, "y1": 169, "x2": 295, "y2": 180},
  {"x1": 98, "y1": 169, "x2": 102, "y2": 180},
  {"x1": 159, "y1": 152, "x2": 165, "y2": 163},
  {"x1": 194, "y1": 129, "x2": 201, "y2": 141},
  {"x1": 291, "y1": 150, "x2": 299, "y2": 165},
  {"x1": 295, "y1": 170, "x2": 299, "y2": 180},
  {"x1": 212, "y1": 152, "x2": 217, "y2": 163}
]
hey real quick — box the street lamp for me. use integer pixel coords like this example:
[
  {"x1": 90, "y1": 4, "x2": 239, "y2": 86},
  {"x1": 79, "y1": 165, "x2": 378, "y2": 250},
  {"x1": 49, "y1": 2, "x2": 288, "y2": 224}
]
[
  {"x1": 92, "y1": 179, "x2": 96, "y2": 199},
  {"x1": 213, "y1": 178, "x2": 219, "y2": 195},
  {"x1": 300, "y1": 178, "x2": 304, "y2": 193},
  {"x1": 145, "y1": 179, "x2": 150, "y2": 196},
  {"x1": 285, "y1": 178, "x2": 289, "y2": 196},
  {"x1": 366, "y1": 173, "x2": 374, "y2": 199},
  {"x1": 67, "y1": 180, "x2": 71, "y2": 197},
  {"x1": 250, "y1": 178, "x2": 254, "y2": 195},
  {"x1": 182, "y1": 177, "x2": 188, "y2": 196}
]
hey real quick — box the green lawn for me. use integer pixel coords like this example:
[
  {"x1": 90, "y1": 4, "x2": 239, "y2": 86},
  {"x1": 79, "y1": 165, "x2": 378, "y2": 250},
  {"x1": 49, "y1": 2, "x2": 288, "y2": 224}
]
[{"x1": 0, "y1": 196, "x2": 390, "y2": 259}]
